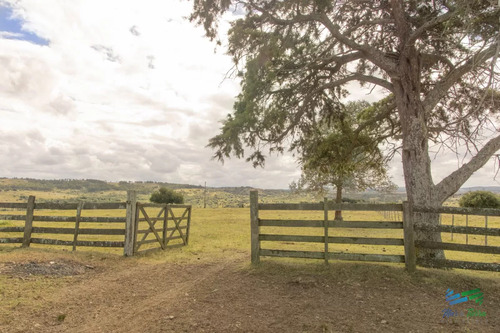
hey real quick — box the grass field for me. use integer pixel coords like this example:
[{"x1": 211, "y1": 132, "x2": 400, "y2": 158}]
[
  {"x1": 0, "y1": 180, "x2": 498, "y2": 264},
  {"x1": 1, "y1": 203, "x2": 499, "y2": 332},
  {"x1": 1, "y1": 203, "x2": 499, "y2": 265}
]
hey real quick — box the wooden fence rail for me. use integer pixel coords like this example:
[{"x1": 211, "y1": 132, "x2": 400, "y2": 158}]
[
  {"x1": 0, "y1": 191, "x2": 191, "y2": 256},
  {"x1": 250, "y1": 190, "x2": 500, "y2": 273}
]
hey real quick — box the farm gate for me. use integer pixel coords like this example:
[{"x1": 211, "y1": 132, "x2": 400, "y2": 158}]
[
  {"x1": 0, "y1": 191, "x2": 191, "y2": 256},
  {"x1": 133, "y1": 201, "x2": 191, "y2": 255}
]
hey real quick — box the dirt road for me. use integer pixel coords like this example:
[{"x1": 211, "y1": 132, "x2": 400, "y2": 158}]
[{"x1": 0, "y1": 252, "x2": 498, "y2": 333}]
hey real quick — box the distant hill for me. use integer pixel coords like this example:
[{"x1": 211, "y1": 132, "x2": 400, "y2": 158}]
[
  {"x1": 459, "y1": 186, "x2": 500, "y2": 193},
  {"x1": 395, "y1": 186, "x2": 500, "y2": 194},
  {"x1": 0, "y1": 178, "x2": 202, "y2": 194},
  {"x1": 0, "y1": 178, "x2": 319, "y2": 207},
  {"x1": 7, "y1": 178, "x2": 498, "y2": 207}
]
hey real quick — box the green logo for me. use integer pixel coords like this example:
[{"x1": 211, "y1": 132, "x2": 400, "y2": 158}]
[
  {"x1": 445, "y1": 288, "x2": 483, "y2": 306},
  {"x1": 442, "y1": 288, "x2": 487, "y2": 321}
]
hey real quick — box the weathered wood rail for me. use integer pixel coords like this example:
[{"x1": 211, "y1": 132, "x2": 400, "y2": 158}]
[
  {"x1": 132, "y1": 200, "x2": 192, "y2": 255},
  {"x1": 250, "y1": 190, "x2": 500, "y2": 273},
  {"x1": 411, "y1": 205, "x2": 499, "y2": 272},
  {"x1": 0, "y1": 191, "x2": 191, "y2": 256}
]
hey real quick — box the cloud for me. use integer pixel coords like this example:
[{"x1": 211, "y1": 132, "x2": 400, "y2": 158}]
[
  {"x1": 47, "y1": 94, "x2": 76, "y2": 116},
  {"x1": 0, "y1": 31, "x2": 23, "y2": 38},
  {"x1": 129, "y1": 25, "x2": 140, "y2": 36},
  {"x1": 0, "y1": 3, "x2": 50, "y2": 45},
  {"x1": 91, "y1": 45, "x2": 122, "y2": 63},
  {"x1": 0, "y1": 0, "x2": 496, "y2": 190},
  {"x1": 146, "y1": 55, "x2": 155, "y2": 69}
]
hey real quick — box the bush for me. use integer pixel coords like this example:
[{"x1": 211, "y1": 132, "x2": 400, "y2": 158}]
[
  {"x1": 150, "y1": 187, "x2": 184, "y2": 204},
  {"x1": 458, "y1": 191, "x2": 500, "y2": 209}
]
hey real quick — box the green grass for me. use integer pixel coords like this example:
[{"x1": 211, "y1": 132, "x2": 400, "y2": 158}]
[
  {"x1": 0, "y1": 206, "x2": 498, "y2": 328},
  {"x1": 0, "y1": 184, "x2": 498, "y2": 270},
  {"x1": 1, "y1": 206, "x2": 498, "y2": 268}
]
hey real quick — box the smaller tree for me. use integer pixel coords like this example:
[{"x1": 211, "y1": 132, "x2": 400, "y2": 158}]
[
  {"x1": 458, "y1": 191, "x2": 500, "y2": 209},
  {"x1": 150, "y1": 187, "x2": 184, "y2": 204},
  {"x1": 293, "y1": 101, "x2": 396, "y2": 220}
]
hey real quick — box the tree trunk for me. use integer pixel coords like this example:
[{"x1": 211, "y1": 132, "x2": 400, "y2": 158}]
[
  {"x1": 334, "y1": 182, "x2": 343, "y2": 221},
  {"x1": 393, "y1": 47, "x2": 444, "y2": 260}
]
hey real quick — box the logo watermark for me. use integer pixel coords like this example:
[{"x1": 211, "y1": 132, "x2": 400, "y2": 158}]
[
  {"x1": 445, "y1": 288, "x2": 483, "y2": 306},
  {"x1": 441, "y1": 288, "x2": 488, "y2": 324}
]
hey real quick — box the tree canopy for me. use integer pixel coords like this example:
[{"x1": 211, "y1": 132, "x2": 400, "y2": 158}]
[
  {"x1": 292, "y1": 101, "x2": 396, "y2": 219},
  {"x1": 191, "y1": 0, "x2": 500, "y2": 258},
  {"x1": 150, "y1": 187, "x2": 184, "y2": 204},
  {"x1": 193, "y1": 0, "x2": 499, "y2": 200},
  {"x1": 459, "y1": 190, "x2": 500, "y2": 208}
]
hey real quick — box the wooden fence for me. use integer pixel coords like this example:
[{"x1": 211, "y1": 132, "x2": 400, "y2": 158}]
[
  {"x1": 412, "y1": 205, "x2": 500, "y2": 272},
  {"x1": 0, "y1": 191, "x2": 191, "y2": 256},
  {"x1": 250, "y1": 190, "x2": 500, "y2": 273}
]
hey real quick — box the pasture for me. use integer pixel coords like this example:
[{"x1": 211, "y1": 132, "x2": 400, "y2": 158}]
[{"x1": 0, "y1": 205, "x2": 499, "y2": 332}]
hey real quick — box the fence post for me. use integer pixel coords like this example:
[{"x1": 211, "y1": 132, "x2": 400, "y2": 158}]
[
  {"x1": 124, "y1": 190, "x2": 137, "y2": 256},
  {"x1": 402, "y1": 201, "x2": 416, "y2": 273},
  {"x1": 72, "y1": 202, "x2": 84, "y2": 251},
  {"x1": 250, "y1": 190, "x2": 260, "y2": 264},
  {"x1": 163, "y1": 205, "x2": 168, "y2": 248},
  {"x1": 22, "y1": 195, "x2": 35, "y2": 248},
  {"x1": 186, "y1": 206, "x2": 192, "y2": 245},
  {"x1": 324, "y1": 197, "x2": 329, "y2": 264}
]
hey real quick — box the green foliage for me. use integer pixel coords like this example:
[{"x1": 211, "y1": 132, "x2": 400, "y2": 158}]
[
  {"x1": 323, "y1": 197, "x2": 363, "y2": 205},
  {"x1": 150, "y1": 187, "x2": 184, "y2": 204},
  {"x1": 194, "y1": 1, "x2": 500, "y2": 209},
  {"x1": 295, "y1": 101, "x2": 396, "y2": 198},
  {"x1": 0, "y1": 178, "x2": 202, "y2": 194},
  {"x1": 458, "y1": 191, "x2": 500, "y2": 209}
]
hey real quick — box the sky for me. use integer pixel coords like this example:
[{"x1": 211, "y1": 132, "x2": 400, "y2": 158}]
[{"x1": 0, "y1": 0, "x2": 499, "y2": 190}]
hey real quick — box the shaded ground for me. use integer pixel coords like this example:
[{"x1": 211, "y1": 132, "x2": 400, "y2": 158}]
[
  {"x1": 0, "y1": 260, "x2": 95, "y2": 277},
  {"x1": 0, "y1": 251, "x2": 498, "y2": 333}
]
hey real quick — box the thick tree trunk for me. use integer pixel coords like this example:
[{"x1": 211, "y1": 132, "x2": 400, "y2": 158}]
[
  {"x1": 393, "y1": 47, "x2": 445, "y2": 260},
  {"x1": 334, "y1": 183, "x2": 343, "y2": 221}
]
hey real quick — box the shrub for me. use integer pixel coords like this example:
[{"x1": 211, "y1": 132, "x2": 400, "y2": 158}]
[
  {"x1": 150, "y1": 187, "x2": 184, "y2": 204},
  {"x1": 458, "y1": 191, "x2": 500, "y2": 209}
]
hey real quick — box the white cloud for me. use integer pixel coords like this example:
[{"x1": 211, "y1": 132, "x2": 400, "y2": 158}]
[
  {"x1": 0, "y1": 31, "x2": 23, "y2": 38},
  {"x1": 0, "y1": 0, "x2": 497, "y2": 190},
  {"x1": 0, "y1": 0, "x2": 305, "y2": 188}
]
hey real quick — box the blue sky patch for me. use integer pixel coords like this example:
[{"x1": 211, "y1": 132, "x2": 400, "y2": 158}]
[{"x1": 0, "y1": 5, "x2": 49, "y2": 45}]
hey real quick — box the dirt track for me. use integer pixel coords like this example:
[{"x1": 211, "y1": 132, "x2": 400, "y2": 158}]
[{"x1": 0, "y1": 252, "x2": 498, "y2": 333}]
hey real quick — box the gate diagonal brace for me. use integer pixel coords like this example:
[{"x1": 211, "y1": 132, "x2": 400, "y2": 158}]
[
  {"x1": 136, "y1": 206, "x2": 165, "y2": 250},
  {"x1": 137, "y1": 206, "x2": 165, "y2": 244},
  {"x1": 166, "y1": 207, "x2": 189, "y2": 246}
]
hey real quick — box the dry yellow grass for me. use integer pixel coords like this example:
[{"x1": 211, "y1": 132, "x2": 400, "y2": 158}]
[
  {"x1": 1, "y1": 189, "x2": 498, "y2": 332},
  {"x1": 1, "y1": 205, "x2": 498, "y2": 265},
  {"x1": 0, "y1": 185, "x2": 498, "y2": 267}
]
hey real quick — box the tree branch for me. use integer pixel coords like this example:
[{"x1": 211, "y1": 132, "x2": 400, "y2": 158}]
[
  {"x1": 314, "y1": 74, "x2": 394, "y2": 93},
  {"x1": 354, "y1": 101, "x2": 396, "y2": 135},
  {"x1": 263, "y1": 74, "x2": 388, "y2": 145},
  {"x1": 313, "y1": 52, "x2": 363, "y2": 71},
  {"x1": 407, "y1": 9, "x2": 458, "y2": 45},
  {"x1": 389, "y1": 0, "x2": 410, "y2": 41},
  {"x1": 317, "y1": 13, "x2": 397, "y2": 75},
  {"x1": 435, "y1": 134, "x2": 500, "y2": 202},
  {"x1": 423, "y1": 43, "x2": 499, "y2": 113},
  {"x1": 251, "y1": 3, "x2": 397, "y2": 75},
  {"x1": 421, "y1": 53, "x2": 455, "y2": 71}
]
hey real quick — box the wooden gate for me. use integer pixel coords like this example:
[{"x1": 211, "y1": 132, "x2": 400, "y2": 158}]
[{"x1": 134, "y1": 203, "x2": 191, "y2": 254}]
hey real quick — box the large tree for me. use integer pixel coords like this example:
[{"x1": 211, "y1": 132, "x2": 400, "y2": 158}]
[
  {"x1": 293, "y1": 101, "x2": 396, "y2": 220},
  {"x1": 190, "y1": 1, "x2": 500, "y2": 260}
]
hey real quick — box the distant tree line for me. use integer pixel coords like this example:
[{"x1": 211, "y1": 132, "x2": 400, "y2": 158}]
[{"x1": 0, "y1": 178, "x2": 202, "y2": 194}]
